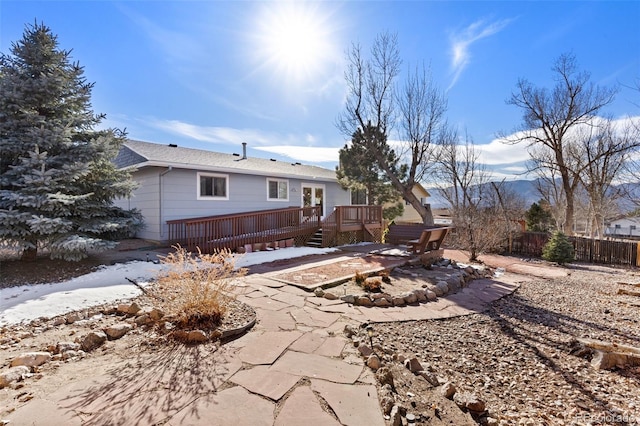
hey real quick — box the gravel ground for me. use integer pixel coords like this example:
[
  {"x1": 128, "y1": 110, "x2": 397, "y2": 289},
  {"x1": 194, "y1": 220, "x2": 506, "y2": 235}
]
[{"x1": 369, "y1": 264, "x2": 640, "y2": 425}]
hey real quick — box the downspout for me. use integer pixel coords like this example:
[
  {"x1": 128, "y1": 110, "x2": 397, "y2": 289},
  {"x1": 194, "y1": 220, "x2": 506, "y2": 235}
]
[{"x1": 159, "y1": 166, "x2": 173, "y2": 240}]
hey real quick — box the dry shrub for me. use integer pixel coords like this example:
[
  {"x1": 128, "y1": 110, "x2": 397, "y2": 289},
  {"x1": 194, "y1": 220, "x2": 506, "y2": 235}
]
[
  {"x1": 155, "y1": 245, "x2": 246, "y2": 330},
  {"x1": 377, "y1": 270, "x2": 392, "y2": 284},
  {"x1": 362, "y1": 278, "x2": 382, "y2": 293},
  {"x1": 354, "y1": 271, "x2": 367, "y2": 285}
]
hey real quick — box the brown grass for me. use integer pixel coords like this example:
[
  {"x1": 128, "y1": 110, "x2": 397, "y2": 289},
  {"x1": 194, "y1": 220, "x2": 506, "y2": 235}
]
[{"x1": 154, "y1": 245, "x2": 246, "y2": 331}]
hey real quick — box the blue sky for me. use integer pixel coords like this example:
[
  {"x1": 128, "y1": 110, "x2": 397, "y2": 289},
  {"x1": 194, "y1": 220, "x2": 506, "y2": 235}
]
[{"x1": 2, "y1": 1, "x2": 639, "y2": 181}]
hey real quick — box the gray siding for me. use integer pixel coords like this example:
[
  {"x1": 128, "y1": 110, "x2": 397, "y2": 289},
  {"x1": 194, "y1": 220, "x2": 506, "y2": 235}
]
[
  {"x1": 114, "y1": 168, "x2": 161, "y2": 240},
  {"x1": 126, "y1": 167, "x2": 349, "y2": 242}
]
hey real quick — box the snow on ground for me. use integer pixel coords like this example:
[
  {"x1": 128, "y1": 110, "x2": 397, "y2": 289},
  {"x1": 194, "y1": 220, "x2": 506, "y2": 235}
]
[{"x1": 0, "y1": 247, "x2": 338, "y2": 326}]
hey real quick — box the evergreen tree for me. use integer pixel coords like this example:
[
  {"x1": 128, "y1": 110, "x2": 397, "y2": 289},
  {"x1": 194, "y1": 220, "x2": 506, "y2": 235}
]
[
  {"x1": 336, "y1": 124, "x2": 404, "y2": 221},
  {"x1": 525, "y1": 200, "x2": 554, "y2": 232},
  {"x1": 0, "y1": 22, "x2": 142, "y2": 261},
  {"x1": 542, "y1": 231, "x2": 574, "y2": 265}
]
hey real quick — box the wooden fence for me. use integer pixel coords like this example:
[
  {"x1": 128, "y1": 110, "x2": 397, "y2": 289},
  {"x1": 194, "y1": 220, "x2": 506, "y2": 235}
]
[{"x1": 511, "y1": 232, "x2": 640, "y2": 267}]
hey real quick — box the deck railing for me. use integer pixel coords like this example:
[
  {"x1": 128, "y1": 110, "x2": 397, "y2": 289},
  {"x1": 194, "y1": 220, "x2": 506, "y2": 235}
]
[
  {"x1": 167, "y1": 206, "x2": 321, "y2": 253},
  {"x1": 323, "y1": 205, "x2": 383, "y2": 246}
]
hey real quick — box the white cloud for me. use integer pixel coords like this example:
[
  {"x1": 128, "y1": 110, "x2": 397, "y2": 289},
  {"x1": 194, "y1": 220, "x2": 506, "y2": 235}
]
[
  {"x1": 476, "y1": 137, "x2": 530, "y2": 165},
  {"x1": 448, "y1": 18, "x2": 513, "y2": 90}
]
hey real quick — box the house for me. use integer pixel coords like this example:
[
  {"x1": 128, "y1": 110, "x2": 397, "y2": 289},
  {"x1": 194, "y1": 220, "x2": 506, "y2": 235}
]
[
  {"x1": 391, "y1": 182, "x2": 432, "y2": 223},
  {"x1": 605, "y1": 216, "x2": 640, "y2": 238},
  {"x1": 114, "y1": 140, "x2": 352, "y2": 243}
]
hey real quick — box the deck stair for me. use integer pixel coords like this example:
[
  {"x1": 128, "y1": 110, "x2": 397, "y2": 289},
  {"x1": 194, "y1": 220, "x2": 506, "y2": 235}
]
[{"x1": 306, "y1": 229, "x2": 324, "y2": 248}]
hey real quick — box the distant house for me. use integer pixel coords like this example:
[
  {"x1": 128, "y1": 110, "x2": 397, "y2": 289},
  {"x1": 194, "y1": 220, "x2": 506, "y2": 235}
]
[
  {"x1": 390, "y1": 183, "x2": 433, "y2": 223},
  {"x1": 605, "y1": 216, "x2": 640, "y2": 238},
  {"x1": 114, "y1": 140, "x2": 351, "y2": 243}
]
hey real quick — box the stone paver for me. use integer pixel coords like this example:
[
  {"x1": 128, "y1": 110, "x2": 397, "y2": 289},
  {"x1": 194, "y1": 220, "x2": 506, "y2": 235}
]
[
  {"x1": 313, "y1": 336, "x2": 347, "y2": 357},
  {"x1": 271, "y1": 351, "x2": 363, "y2": 384},
  {"x1": 274, "y1": 386, "x2": 340, "y2": 426},
  {"x1": 168, "y1": 386, "x2": 275, "y2": 426},
  {"x1": 254, "y1": 308, "x2": 297, "y2": 331},
  {"x1": 289, "y1": 306, "x2": 341, "y2": 328},
  {"x1": 230, "y1": 365, "x2": 300, "y2": 401},
  {"x1": 239, "y1": 330, "x2": 302, "y2": 365},
  {"x1": 311, "y1": 379, "x2": 385, "y2": 426},
  {"x1": 289, "y1": 331, "x2": 326, "y2": 353},
  {"x1": 271, "y1": 291, "x2": 306, "y2": 307},
  {"x1": 239, "y1": 295, "x2": 290, "y2": 311}
]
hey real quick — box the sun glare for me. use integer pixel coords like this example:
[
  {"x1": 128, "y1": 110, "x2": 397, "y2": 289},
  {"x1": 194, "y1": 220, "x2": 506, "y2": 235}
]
[{"x1": 253, "y1": 2, "x2": 337, "y2": 84}]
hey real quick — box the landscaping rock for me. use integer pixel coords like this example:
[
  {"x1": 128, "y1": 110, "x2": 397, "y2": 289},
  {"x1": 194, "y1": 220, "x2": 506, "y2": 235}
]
[
  {"x1": 390, "y1": 405, "x2": 402, "y2": 426},
  {"x1": 187, "y1": 330, "x2": 208, "y2": 343},
  {"x1": 404, "y1": 357, "x2": 423, "y2": 373},
  {"x1": 356, "y1": 296, "x2": 373, "y2": 307},
  {"x1": 358, "y1": 344, "x2": 374, "y2": 357},
  {"x1": 403, "y1": 292, "x2": 418, "y2": 304},
  {"x1": 435, "y1": 281, "x2": 449, "y2": 296},
  {"x1": 0, "y1": 366, "x2": 29, "y2": 388},
  {"x1": 367, "y1": 354, "x2": 382, "y2": 370},
  {"x1": 127, "y1": 302, "x2": 142, "y2": 315},
  {"x1": 413, "y1": 289, "x2": 427, "y2": 303},
  {"x1": 343, "y1": 324, "x2": 358, "y2": 338},
  {"x1": 81, "y1": 331, "x2": 107, "y2": 351},
  {"x1": 11, "y1": 352, "x2": 51, "y2": 369},
  {"x1": 65, "y1": 313, "x2": 82, "y2": 324},
  {"x1": 56, "y1": 341, "x2": 80, "y2": 354},
  {"x1": 134, "y1": 313, "x2": 152, "y2": 326},
  {"x1": 341, "y1": 294, "x2": 356, "y2": 304},
  {"x1": 324, "y1": 292, "x2": 338, "y2": 300},
  {"x1": 314, "y1": 288, "x2": 325, "y2": 297},
  {"x1": 440, "y1": 381, "x2": 456, "y2": 398},
  {"x1": 104, "y1": 323, "x2": 133, "y2": 340},
  {"x1": 454, "y1": 392, "x2": 486, "y2": 413},
  {"x1": 425, "y1": 290, "x2": 437, "y2": 301},
  {"x1": 392, "y1": 296, "x2": 406, "y2": 307},
  {"x1": 374, "y1": 298, "x2": 391, "y2": 307}
]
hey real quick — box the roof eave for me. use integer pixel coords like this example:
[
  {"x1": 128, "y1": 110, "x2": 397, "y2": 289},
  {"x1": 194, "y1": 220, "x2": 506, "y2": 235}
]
[{"x1": 125, "y1": 160, "x2": 337, "y2": 182}]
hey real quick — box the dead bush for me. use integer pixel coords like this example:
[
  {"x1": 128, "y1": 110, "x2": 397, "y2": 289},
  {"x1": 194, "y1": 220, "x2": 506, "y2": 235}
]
[{"x1": 154, "y1": 245, "x2": 246, "y2": 331}]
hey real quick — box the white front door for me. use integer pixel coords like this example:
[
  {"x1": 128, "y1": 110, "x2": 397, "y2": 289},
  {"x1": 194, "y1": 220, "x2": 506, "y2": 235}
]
[{"x1": 302, "y1": 183, "x2": 325, "y2": 218}]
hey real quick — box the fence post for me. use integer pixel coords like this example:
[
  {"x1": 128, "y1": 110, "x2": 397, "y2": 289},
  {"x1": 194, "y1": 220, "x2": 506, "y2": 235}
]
[{"x1": 636, "y1": 242, "x2": 640, "y2": 267}]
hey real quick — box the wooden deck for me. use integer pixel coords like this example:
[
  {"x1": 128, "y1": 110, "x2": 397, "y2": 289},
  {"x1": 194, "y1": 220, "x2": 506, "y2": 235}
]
[{"x1": 166, "y1": 205, "x2": 383, "y2": 253}]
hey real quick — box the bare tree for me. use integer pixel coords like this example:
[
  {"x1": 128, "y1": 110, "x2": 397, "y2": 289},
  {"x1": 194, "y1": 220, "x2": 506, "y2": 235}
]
[
  {"x1": 505, "y1": 52, "x2": 617, "y2": 235},
  {"x1": 434, "y1": 133, "x2": 504, "y2": 261},
  {"x1": 336, "y1": 32, "x2": 450, "y2": 225},
  {"x1": 575, "y1": 119, "x2": 639, "y2": 237}
]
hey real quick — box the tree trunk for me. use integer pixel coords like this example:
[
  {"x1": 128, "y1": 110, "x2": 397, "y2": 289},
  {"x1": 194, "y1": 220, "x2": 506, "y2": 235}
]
[
  {"x1": 420, "y1": 203, "x2": 435, "y2": 226},
  {"x1": 21, "y1": 246, "x2": 37, "y2": 262}
]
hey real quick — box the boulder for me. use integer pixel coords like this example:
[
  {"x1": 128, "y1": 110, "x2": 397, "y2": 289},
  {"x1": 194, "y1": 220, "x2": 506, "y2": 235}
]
[
  {"x1": 81, "y1": 331, "x2": 107, "y2": 351},
  {"x1": 104, "y1": 323, "x2": 133, "y2": 340},
  {"x1": 11, "y1": 352, "x2": 51, "y2": 369},
  {"x1": 0, "y1": 366, "x2": 29, "y2": 388}
]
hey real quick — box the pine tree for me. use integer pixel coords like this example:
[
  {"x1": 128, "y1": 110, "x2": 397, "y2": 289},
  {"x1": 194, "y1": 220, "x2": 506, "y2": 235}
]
[
  {"x1": 525, "y1": 200, "x2": 554, "y2": 232},
  {"x1": 0, "y1": 22, "x2": 142, "y2": 261},
  {"x1": 336, "y1": 123, "x2": 405, "y2": 221},
  {"x1": 542, "y1": 231, "x2": 574, "y2": 265}
]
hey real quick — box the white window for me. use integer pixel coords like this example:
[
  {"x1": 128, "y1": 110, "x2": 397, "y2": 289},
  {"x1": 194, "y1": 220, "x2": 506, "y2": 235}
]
[
  {"x1": 197, "y1": 172, "x2": 228, "y2": 200},
  {"x1": 267, "y1": 178, "x2": 289, "y2": 201}
]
